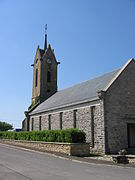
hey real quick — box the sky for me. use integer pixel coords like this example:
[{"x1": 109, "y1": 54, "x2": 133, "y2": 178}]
[{"x1": 0, "y1": 0, "x2": 135, "y2": 128}]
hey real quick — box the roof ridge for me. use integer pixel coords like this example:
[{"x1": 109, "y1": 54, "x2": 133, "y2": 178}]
[
  {"x1": 58, "y1": 68, "x2": 120, "y2": 93},
  {"x1": 104, "y1": 58, "x2": 134, "y2": 91}
]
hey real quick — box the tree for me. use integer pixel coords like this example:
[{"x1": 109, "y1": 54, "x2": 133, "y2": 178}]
[{"x1": 0, "y1": 121, "x2": 13, "y2": 131}]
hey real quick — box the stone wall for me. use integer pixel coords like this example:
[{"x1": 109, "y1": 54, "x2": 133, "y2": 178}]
[
  {"x1": 77, "y1": 107, "x2": 91, "y2": 142},
  {"x1": 40, "y1": 46, "x2": 58, "y2": 102},
  {"x1": 32, "y1": 47, "x2": 41, "y2": 102},
  {"x1": 0, "y1": 139, "x2": 90, "y2": 156},
  {"x1": 41, "y1": 115, "x2": 48, "y2": 130},
  {"x1": 62, "y1": 111, "x2": 74, "y2": 129},
  {"x1": 91, "y1": 101, "x2": 105, "y2": 153},
  {"x1": 51, "y1": 113, "x2": 60, "y2": 130},
  {"x1": 105, "y1": 60, "x2": 135, "y2": 153},
  {"x1": 33, "y1": 116, "x2": 40, "y2": 130},
  {"x1": 22, "y1": 118, "x2": 27, "y2": 131},
  {"x1": 29, "y1": 116, "x2": 40, "y2": 131},
  {"x1": 29, "y1": 100, "x2": 105, "y2": 153}
]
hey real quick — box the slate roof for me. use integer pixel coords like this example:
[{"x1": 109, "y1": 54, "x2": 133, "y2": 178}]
[{"x1": 30, "y1": 69, "x2": 120, "y2": 115}]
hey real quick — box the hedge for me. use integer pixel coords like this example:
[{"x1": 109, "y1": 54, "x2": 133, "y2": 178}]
[{"x1": 0, "y1": 129, "x2": 86, "y2": 143}]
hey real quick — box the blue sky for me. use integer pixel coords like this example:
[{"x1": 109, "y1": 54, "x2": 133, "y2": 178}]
[{"x1": 0, "y1": 0, "x2": 135, "y2": 128}]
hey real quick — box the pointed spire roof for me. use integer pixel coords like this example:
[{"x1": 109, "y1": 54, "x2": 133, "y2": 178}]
[{"x1": 44, "y1": 24, "x2": 47, "y2": 50}]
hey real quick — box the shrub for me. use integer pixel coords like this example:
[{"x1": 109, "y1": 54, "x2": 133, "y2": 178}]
[
  {"x1": 0, "y1": 129, "x2": 86, "y2": 143},
  {"x1": 0, "y1": 121, "x2": 13, "y2": 131}
]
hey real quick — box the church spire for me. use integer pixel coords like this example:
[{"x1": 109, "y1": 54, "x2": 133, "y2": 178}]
[{"x1": 44, "y1": 24, "x2": 47, "y2": 50}]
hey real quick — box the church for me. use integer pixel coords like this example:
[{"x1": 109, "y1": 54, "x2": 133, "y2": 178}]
[{"x1": 22, "y1": 28, "x2": 135, "y2": 154}]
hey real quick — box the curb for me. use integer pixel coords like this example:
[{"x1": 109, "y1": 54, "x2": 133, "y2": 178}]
[{"x1": 0, "y1": 142, "x2": 135, "y2": 169}]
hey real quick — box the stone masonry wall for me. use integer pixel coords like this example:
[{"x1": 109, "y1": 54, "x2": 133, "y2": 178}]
[
  {"x1": 62, "y1": 111, "x2": 74, "y2": 129},
  {"x1": 41, "y1": 115, "x2": 48, "y2": 130},
  {"x1": 40, "y1": 47, "x2": 57, "y2": 102},
  {"x1": 77, "y1": 107, "x2": 91, "y2": 142},
  {"x1": 0, "y1": 140, "x2": 90, "y2": 156},
  {"x1": 51, "y1": 113, "x2": 60, "y2": 130},
  {"x1": 29, "y1": 100, "x2": 105, "y2": 153},
  {"x1": 32, "y1": 48, "x2": 41, "y2": 101},
  {"x1": 29, "y1": 116, "x2": 39, "y2": 131},
  {"x1": 92, "y1": 102, "x2": 105, "y2": 153},
  {"x1": 33, "y1": 116, "x2": 40, "y2": 130},
  {"x1": 105, "y1": 60, "x2": 135, "y2": 154}
]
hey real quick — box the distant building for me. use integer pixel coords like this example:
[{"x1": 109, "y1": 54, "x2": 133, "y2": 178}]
[{"x1": 22, "y1": 28, "x2": 135, "y2": 154}]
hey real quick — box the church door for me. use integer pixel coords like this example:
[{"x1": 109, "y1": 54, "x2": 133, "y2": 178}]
[{"x1": 127, "y1": 123, "x2": 135, "y2": 148}]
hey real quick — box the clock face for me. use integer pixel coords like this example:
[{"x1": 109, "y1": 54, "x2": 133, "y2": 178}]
[{"x1": 46, "y1": 58, "x2": 52, "y2": 64}]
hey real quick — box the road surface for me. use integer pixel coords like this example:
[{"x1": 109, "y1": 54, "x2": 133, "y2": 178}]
[{"x1": 0, "y1": 143, "x2": 134, "y2": 180}]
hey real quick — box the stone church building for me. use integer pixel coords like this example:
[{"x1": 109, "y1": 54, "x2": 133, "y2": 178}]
[{"x1": 22, "y1": 29, "x2": 135, "y2": 154}]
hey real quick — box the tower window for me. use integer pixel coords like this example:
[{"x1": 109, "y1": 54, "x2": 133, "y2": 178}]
[
  {"x1": 47, "y1": 71, "x2": 51, "y2": 82},
  {"x1": 35, "y1": 69, "x2": 38, "y2": 87}
]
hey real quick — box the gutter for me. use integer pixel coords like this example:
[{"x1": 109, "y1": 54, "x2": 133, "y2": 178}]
[{"x1": 29, "y1": 96, "x2": 99, "y2": 116}]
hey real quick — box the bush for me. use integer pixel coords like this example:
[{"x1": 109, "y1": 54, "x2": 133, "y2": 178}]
[
  {"x1": 0, "y1": 121, "x2": 13, "y2": 131},
  {"x1": 0, "y1": 129, "x2": 86, "y2": 143}
]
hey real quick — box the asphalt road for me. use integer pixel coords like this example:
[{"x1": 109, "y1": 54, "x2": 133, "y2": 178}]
[{"x1": 0, "y1": 143, "x2": 134, "y2": 180}]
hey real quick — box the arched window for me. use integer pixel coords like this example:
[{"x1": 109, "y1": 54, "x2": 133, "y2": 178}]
[
  {"x1": 47, "y1": 71, "x2": 51, "y2": 82},
  {"x1": 35, "y1": 69, "x2": 38, "y2": 87}
]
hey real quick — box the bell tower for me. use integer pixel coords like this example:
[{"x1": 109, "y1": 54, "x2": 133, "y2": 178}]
[{"x1": 30, "y1": 25, "x2": 60, "y2": 110}]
